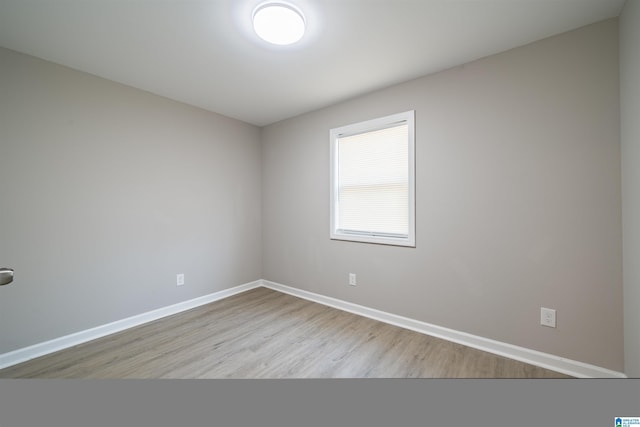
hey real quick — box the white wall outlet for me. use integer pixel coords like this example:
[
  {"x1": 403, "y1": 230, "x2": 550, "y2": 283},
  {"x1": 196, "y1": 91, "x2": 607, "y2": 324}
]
[
  {"x1": 176, "y1": 273, "x2": 185, "y2": 287},
  {"x1": 349, "y1": 273, "x2": 357, "y2": 286},
  {"x1": 540, "y1": 307, "x2": 556, "y2": 328}
]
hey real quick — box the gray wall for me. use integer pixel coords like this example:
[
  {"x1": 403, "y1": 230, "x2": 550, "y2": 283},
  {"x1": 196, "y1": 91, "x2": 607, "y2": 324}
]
[
  {"x1": 0, "y1": 47, "x2": 262, "y2": 354},
  {"x1": 262, "y1": 19, "x2": 623, "y2": 371},
  {"x1": 621, "y1": 0, "x2": 640, "y2": 377}
]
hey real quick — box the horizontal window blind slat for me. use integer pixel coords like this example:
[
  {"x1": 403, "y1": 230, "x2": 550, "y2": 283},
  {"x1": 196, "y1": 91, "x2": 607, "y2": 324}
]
[{"x1": 337, "y1": 229, "x2": 409, "y2": 239}]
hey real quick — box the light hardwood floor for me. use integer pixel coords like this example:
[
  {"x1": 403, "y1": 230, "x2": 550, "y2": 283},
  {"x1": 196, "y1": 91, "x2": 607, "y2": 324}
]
[{"x1": 0, "y1": 287, "x2": 571, "y2": 378}]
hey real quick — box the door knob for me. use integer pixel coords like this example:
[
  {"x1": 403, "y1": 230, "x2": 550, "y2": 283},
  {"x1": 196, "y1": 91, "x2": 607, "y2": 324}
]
[{"x1": 0, "y1": 268, "x2": 14, "y2": 286}]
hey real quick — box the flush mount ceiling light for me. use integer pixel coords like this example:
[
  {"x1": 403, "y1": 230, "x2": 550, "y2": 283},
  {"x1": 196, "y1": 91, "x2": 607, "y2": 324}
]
[{"x1": 252, "y1": 2, "x2": 306, "y2": 45}]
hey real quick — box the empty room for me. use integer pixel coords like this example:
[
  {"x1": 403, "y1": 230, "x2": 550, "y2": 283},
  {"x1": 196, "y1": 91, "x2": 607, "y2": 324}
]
[{"x1": 1, "y1": 0, "x2": 639, "y2": 381}]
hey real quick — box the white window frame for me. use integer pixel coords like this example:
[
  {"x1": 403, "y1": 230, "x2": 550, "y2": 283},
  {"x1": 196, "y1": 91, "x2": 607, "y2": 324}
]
[{"x1": 329, "y1": 110, "x2": 415, "y2": 247}]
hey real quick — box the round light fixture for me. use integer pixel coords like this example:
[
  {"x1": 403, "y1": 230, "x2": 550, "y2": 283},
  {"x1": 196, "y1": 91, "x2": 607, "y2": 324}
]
[{"x1": 252, "y1": 2, "x2": 306, "y2": 45}]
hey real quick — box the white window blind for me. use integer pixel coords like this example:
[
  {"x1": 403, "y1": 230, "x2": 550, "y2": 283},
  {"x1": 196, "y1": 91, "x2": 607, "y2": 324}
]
[{"x1": 330, "y1": 111, "x2": 415, "y2": 247}]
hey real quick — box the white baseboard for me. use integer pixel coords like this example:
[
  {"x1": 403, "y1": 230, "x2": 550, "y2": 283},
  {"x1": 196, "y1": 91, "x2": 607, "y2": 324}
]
[
  {"x1": 261, "y1": 280, "x2": 627, "y2": 379},
  {"x1": 0, "y1": 280, "x2": 262, "y2": 370}
]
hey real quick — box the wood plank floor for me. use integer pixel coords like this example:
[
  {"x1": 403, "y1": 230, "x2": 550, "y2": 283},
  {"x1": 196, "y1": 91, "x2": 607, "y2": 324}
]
[{"x1": 0, "y1": 287, "x2": 571, "y2": 378}]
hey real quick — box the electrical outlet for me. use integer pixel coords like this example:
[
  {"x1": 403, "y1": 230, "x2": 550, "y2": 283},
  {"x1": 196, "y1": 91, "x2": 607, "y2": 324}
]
[
  {"x1": 349, "y1": 273, "x2": 357, "y2": 286},
  {"x1": 540, "y1": 307, "x2": 556, "y2": 328},
  {"x1": 177, "y1": 273, "x2": 185, "y2": 287}
]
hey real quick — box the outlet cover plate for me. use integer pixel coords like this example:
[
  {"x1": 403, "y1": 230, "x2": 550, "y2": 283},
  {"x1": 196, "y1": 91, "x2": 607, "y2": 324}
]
[
  {"x1": 349, "y1": 273, "x2": 356, "y2": 286},
  {"x1": 540, "y1": 307, "x2": 556, "y2": 328}
]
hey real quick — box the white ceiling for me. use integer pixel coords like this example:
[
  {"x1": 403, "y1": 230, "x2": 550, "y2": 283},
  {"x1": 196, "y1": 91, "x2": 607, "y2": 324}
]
[{"x1": 0, "y1": 0, "x2": 625, "y2": 126}]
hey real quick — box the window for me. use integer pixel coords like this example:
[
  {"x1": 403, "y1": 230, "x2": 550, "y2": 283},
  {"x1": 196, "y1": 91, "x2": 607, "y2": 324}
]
[{"x1": 330, "y1": 110, "x2": 415, "y2": 247}]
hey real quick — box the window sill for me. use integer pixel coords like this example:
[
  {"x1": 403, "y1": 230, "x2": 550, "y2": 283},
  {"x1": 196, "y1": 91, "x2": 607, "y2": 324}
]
[{"x1": 330, "y1": 232, "x2": 415, "y2": 247}]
